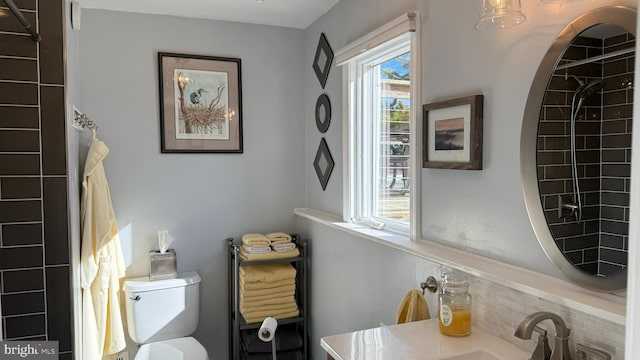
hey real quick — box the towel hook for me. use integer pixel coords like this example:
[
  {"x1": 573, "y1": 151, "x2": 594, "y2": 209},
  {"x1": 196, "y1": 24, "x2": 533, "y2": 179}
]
[{"x1": 420, "y1": 276, "x2": 438, "y2": 295}]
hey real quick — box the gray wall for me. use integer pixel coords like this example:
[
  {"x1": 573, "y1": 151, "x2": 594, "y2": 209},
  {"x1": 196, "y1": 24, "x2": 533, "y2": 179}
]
[{"x1": 78, "y1": 10, "x2": 305, "y2": 357}]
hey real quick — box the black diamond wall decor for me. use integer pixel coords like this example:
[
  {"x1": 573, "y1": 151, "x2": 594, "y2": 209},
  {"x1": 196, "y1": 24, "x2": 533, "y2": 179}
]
[
  {"x1": 314, "y1": 138, "x2": 335, "y2": 191},
  {"x1": 313, "y1": 33, "x2": 334, "y2": 89}
]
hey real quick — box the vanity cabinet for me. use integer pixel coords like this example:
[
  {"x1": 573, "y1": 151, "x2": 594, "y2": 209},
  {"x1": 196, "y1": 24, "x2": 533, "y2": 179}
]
[{"x1": 227, "y1": 236, "x2": 309, "y2": 360}]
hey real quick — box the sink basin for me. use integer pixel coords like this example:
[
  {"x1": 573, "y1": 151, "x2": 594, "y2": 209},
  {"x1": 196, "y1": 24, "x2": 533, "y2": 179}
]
[{"x1": 442, "y1": 350, "x2": 502, "y2": 360}]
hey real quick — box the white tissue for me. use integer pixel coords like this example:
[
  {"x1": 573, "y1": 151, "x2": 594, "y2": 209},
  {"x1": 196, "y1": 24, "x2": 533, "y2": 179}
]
[
  {"x1": 258, "y1": 317, "x2": 278, "y2": 342},
  {"x1": 158, "y1": 230, "x2": 174, "y2": 254}
]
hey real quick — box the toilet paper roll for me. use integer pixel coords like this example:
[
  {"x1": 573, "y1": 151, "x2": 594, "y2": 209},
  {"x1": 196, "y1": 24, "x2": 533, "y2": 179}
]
[{"x1": 258, "y1": 316, "x2": 278, "y2": 342}]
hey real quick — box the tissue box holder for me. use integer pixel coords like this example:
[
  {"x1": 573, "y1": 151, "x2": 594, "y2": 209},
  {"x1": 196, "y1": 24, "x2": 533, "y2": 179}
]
[{"x1": 149, "y1": 249, "x2": 177, "y2": 280}]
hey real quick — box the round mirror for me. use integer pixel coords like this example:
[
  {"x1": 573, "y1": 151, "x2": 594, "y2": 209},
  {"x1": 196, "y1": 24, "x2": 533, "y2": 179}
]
[{"x1": 521, "y1": 6, "x2": 636, "y2": 292}]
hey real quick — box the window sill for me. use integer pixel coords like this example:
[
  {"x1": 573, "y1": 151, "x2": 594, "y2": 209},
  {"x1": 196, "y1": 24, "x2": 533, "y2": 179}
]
[{"x1": 294, "y1": 207, "x2": 626, "y2": 325}]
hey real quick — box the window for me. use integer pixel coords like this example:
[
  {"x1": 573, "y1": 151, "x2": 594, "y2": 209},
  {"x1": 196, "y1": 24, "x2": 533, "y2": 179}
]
[{"x1": 337, "y1": 12, "x2": 420, "y2": 236}]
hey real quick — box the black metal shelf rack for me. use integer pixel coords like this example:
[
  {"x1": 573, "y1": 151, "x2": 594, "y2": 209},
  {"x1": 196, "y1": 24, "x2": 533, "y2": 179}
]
[{"x1": 227, "y1": 236, "x2": 309, "y2": 360}]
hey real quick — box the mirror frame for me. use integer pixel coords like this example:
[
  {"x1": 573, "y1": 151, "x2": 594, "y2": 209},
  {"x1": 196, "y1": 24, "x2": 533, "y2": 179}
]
[{"x1": 521, "y1": 6, "x2": 636, "y2": 292}]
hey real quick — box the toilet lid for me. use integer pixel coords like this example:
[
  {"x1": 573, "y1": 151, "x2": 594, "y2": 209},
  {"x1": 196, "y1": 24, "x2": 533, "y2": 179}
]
[{"x1": 135, "y1": 337, "x2": 208, "y2": 360}]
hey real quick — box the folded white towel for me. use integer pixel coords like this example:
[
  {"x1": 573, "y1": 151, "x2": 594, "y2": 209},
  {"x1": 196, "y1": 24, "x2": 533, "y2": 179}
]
[
  {"x1": 243, "y1": 245, "x2": 271, "y2": 254},
  {"x1": 272, "y1": 243, "x2": 296, "y2": 252}
]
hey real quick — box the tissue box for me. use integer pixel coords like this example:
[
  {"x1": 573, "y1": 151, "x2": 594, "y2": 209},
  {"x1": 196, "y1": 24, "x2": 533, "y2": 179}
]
[{"x1": 149, "y1": 249, "x2": 177, "y2": 280}]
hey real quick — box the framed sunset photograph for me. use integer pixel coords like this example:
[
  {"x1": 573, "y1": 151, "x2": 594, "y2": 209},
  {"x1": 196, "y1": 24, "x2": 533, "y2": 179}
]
[{"x1": 423, "y1": 95, "x2": 483, "y2": 169}]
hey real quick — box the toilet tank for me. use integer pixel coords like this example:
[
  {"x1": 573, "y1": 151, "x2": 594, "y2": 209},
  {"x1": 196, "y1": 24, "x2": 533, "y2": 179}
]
[{"x1": 123, "y1": 271, "x2": 201, "y2": 344}]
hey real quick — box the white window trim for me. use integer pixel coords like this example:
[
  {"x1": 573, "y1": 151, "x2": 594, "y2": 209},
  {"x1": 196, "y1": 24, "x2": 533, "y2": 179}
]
[{"x1": 338, "y1": 11, "x2": 421, "y2": 241}]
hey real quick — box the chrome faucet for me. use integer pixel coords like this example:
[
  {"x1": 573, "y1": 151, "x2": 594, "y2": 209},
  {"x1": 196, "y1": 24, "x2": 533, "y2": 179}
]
[{"x1": 514, "y1": 312, "x2": 572, "y2": 360}]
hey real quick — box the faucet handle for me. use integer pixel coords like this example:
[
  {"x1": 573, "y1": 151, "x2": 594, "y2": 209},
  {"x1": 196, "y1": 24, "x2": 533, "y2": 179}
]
[
  {"x1": 575, "y1": 343, "x2": 611, "y2": 360},
  {"x1": 531, "y1": 326, "x2": 552, "y2": 360}
]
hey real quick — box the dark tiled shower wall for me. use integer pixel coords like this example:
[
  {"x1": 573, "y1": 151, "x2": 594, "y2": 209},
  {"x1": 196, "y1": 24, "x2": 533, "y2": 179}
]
[
  {"x1": 599, "y1": 33, "x2": 634, "y2": 275},
  {"x1": 0, "y1": 1, "x2": 73, "y2": 359},
  {"x1": 538, "y1": 34, "x2": 634, "y2": 276}
]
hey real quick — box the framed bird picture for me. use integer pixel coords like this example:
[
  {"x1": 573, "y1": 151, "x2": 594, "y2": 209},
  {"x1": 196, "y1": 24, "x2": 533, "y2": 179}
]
[{"x1": 158, "y1": 52, "x2": 243, "y2": 153}]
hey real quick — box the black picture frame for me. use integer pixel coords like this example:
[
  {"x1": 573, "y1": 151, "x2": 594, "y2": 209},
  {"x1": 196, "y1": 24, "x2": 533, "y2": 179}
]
[
  {"x1": 315, "y1": 93, "x2": 331, "y2": 133},
  {"x1": 158, "y1": 52, "x2": 243, "y2": 153},
  {"x1": 422, "y1": 94, "x2": 483, "y2": 170},
  {"x1": 313, "y1": 33, "x2": 334, "y2": 89},
  {"x1": 313, "y1": 138, "x2": 335, "y2": 190}
]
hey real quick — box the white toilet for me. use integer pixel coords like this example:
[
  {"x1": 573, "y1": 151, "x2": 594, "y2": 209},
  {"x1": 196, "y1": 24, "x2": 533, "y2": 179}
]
[{"x1": 123, "y1": 271, "x2": 209, "y2": 360}]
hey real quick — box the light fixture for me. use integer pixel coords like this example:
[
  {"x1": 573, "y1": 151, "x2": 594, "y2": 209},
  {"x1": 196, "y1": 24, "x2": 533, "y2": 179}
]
[
  {"x1": 475, "y1": 0, "x2": 526, "y2": 31},
  {"x1": 256, "y1": 0, "x2": 264, "y2": 3}
]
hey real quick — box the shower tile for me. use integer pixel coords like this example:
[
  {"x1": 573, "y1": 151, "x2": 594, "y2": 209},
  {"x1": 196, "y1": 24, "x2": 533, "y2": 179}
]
[
  {"x1": 0, "y1": 58, "x2": 37, "y2": 82},
  {"x1": 602, "y1": 164, "x2": 631, "y2": 177},
  {"x1": 538, "y1": 121, "x2": 566, "y2": 136},
  {"x1": 602, "y1": 149, "x2": 627, "y2": 163},
  {"x1": 600, "y1": 248, "x2": 628, "y2": 265},
  {"x1": 544, "y1": 137, "x2": 569, "y2": 151},
  {"x1": 544, "y1": 106, "x2": 570, "y2": 120},
  {"x1": 41, "y1": 86, "x2": 67, "y2": 175},
  {"x1": 46, "y1": 266, "x2": 72, "y2": 352},
  {"x1": 566, "y1": 63, "x2": 602, "y2": 78},
  {"x1": 583, "y1": 164, "x2": 600, "y2": 178},
  {"x1": 605, "y1": 42, "x2": 635, "y2": 55},
  {"x1": 599, "y1": 262, "x2": 624, "y2": 276},
  {"x1": 577, "y1": 262, "x2": 598, "y2": 274},
  {"x1": 538, "y1": 180, "x2": 564, "y2": 194},
  {"x1": 603, "y1": 90, "x2": 628, "y2": 106},
  {"x1": 572, "y1": 36, "x2": 601, "y2": 47},
  {"x1": 586, "y1": 47, "x2": 603, "y2": 58},
  {"x1": 604, "y1": 34, "x2": 629, "y2": 47},
  {"x1": 0, "y1": 106, "x2": 39, "y2": 128},
  {"x1": 564, "y1": 234, "x2": 599, "y2": 251},
  {"x1": 544, "y1": 209, "x2": 563, "y2": 225},
  {"x1": 602, "y1": 177, "x2": 625, "y2": 191},
  {"x1": 543, "y1": 91, "x2": 568, "y2": 105},
  {"x1": 603, "y1": 104, "x2": 633, "y2": 120},
  {"x1": 601, "y1": 206, "x2": 626, "y2": 222},
  {"x1": 1, "y1": 291, "x2": 45, "y2": 316},
  {"x1": 601, "y1": 233, "x2": 625, "y2": 249},
  {"x1": 604, "y1": 59, "x2": 627, "y2": 77},
  {"x1": 0, "y1": 200, "x2": 41, "y2": 222},
  {"x1": 584, "y1": 107, "x2": 601, "y2": 121},
  {"x1": 602, "y1": 120, "x2": 628, "y2": 135},
  {"x1": 0, "y1": 8, "x2": 37, "y2": 34},
  {"x1": 578, "y1": 178, "x2": 599, "y2": 192},
  {"x1": 0, "y1": 154, "x2": 40, "y2": 175},
  {"x1": 38, "y1": 0, "x2": 64, "y2": 85},
  {"x1": 1, "y1": 268, "x2": 44, "y2": 293},
  {"x1": 4, "y1": 314, "x2": 45, "y2": 339},
  {"x1": 0, "y1": 177, "x2": 41, "y2": 199},
  {"x1": 0, "y1": 130, "x2": 39, "y2": 152},
  {"x1": 551, "y1": 223, "x2": 588, "y2": 239},
  {"x1": 537, "y1": 151, "x2": 565, "y2": 166},
  {"x1": 601, "y1": 220, "x2": 629, "y2": 236},
  {"x1": 583, "y1": 248, "x2": 598, "y2": 262},
  {"x1": 576, "y1": 149, "x2": 600, "y2": 164},
  {"x1": 561, "y1": 45, "x2": 586, "y2": 60},
  {"x1": 0, "y1": 246, "x2": 43, "y2": 270},
  {"x1": 602, "y1": 134, "x2": 631, "y2": 148},
  {"x1": 43, "y1": 177, "x2": 69, "y2": 265},
  {"x1": 1, "y1": 222, "x2": 42, "y2": 246},
  {"x1": 0, "y1": 82, "x2": 38, "y2": 105},
  {"x1": 0, "y1": 34, "x2": 37, "y2": 58},
  {"x1": 581, "y1": 205, "x2": 599, "y2": 219},
  {"x1": 543, "y1": 165, "x2": 571, "y2": 179},
  {"x1": 563, "y1": 250, "x2": 583, "y2": 264},
  {"x1": 8, "y1": 0, "x2": 36, "y2": 10},
  {"x1": 602, "y1": 192, "x2": 630, "y2": 207}
]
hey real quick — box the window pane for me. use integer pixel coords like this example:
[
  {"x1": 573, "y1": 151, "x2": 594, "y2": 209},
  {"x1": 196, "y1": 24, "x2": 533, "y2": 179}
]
[{"x1": 374, "y1": 53, "x2": 410, "y2": 224}]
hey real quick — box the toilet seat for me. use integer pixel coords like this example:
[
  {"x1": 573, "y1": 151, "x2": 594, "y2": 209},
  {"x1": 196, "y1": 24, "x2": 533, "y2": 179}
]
[{"x1": 134, "y1": 336, "x2": 208, "y2": 360}]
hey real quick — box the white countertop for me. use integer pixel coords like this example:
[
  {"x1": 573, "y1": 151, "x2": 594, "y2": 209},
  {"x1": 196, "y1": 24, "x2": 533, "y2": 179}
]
[{"x1": 320, "y1": 319, "x2": 529, "y2": 360}]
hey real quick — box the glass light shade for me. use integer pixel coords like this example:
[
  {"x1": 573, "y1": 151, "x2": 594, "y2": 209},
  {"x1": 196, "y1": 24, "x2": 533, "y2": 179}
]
[{"x1": 475, "y1": 0, "x2": 526, "y2": 31}]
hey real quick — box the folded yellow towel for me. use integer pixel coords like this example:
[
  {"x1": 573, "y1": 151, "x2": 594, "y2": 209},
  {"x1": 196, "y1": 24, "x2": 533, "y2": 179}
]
[
  {"x1": 239, "y1": 247, "x2": 300, "y2": 262},
  {"x1": 239, "y1": 263, "x2": 296, "y2": 282},
  {"x1": 396, "y1": 289, "x2": 430, "y2": 324},
  {"x1": 242, "y1": 233, "x2": 270, "y2": 247},
  {"x1": 240, "y1": 283, "x2": 296, "y2": 298},
  {"x1": 241, "y1": 305, "x2": 299, "y2": 324},
  {"x1": 240, "y1": 289, "x2": 297, "y2": 302},
  {"x1": 240, "y1": 295, "x2": 295, "y2": 308},
  {"x1": 240, "y1": 278, "x2": 295, "y2": 290},
  {"x1": 266, "y1": 232, "x2": 292, "y2": 245},
  {"x1": 240, "y1": 300, "x2": 298, "y2": 314}
]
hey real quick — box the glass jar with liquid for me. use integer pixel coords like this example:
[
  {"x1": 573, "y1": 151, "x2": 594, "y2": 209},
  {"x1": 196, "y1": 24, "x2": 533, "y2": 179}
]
[{"x1": 438, "y1": 273, "x2": 472, "y2": 336}]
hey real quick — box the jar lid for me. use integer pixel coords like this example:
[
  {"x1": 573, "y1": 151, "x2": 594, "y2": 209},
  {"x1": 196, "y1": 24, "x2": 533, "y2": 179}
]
[{"x1": 442, "y1": 273, "x2": 469, "y2": 287}]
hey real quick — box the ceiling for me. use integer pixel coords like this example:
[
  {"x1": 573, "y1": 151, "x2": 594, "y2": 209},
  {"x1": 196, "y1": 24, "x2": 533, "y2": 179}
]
[{"x1": 78, "y1": 0, "x2": 341, "y2": 29}]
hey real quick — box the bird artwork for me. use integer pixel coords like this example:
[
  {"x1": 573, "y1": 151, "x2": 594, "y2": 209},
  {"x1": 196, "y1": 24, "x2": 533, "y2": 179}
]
[
  {"x1": 190, "y1": 89, "x2": 209, "y2": 106},
  {"x1": 176, "y1": 71, "x2": 227, "y2": 136}
]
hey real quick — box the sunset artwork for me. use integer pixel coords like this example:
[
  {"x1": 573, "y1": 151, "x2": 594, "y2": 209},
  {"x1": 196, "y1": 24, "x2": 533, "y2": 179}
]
[{"x1": 434, "y1": 117, "x2": 464, "y2": 151}]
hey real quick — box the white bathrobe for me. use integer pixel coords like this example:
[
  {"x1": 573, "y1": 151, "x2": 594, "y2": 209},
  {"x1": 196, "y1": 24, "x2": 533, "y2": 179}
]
[{"x1": 81, "y1": 137, "x2": 126, "y2": 359}]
